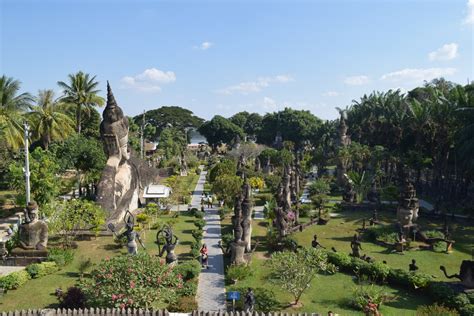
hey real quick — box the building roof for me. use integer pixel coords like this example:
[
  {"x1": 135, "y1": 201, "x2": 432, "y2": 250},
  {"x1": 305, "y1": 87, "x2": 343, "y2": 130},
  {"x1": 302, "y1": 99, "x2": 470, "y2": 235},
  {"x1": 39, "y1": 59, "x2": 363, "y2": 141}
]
[{"x1": 142, "y1": 184, "x2": 171, "y2": 199}]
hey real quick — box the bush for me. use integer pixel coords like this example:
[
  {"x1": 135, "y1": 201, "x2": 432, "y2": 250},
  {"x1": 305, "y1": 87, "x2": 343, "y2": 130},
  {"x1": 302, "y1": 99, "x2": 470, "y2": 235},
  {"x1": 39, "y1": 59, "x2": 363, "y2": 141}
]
[
  {"x1": 79, "y1": 253, "x2": 183, "y2": 308},
  {"x1": 190, "y1": 242, "x2": 201, "y2": 259},
  {"x1": 221, "y1": 233, "x2": 233, "y2": 250},
  {"x1": 368, "y1": 261, "x2": 390, "y2": 282},
  {"x1": 194, "y1": 211, "x2": 204, "y2": 219},
  {"x1": 59, "y1": 286, "x2": 87, "y2": 309},
  {"x1": 191, "y1": 229, "x2": 203, "y2": 241},
  {"x1": 167, "y1": 296, "x2": 198, "y2": 312},
  {"x1": 364, "y1": 225, "x2": 398, "y2": 243},
  {"x1": 227, "y1": 286, "x2": 280, "y2": 312},
  {"x1": 26, "y1": 261, "x2": 59, "y2": 279},
  {"x1": 299, "y1": 204, "x2": 312, "y2": 218},
  {"x1": 327, "y1": 251, "x2": 352, "y2": 270},
  {"x1": 349, "y1": 284, "x2": 391, "y2": 311},
  {"x1": 47, "y1": 248, "x2": 75, "y2": 267},
  {"x1": 226, "y1": 264, "x2": 252, "y2": 283},
  {"x1": 178, "y1": 280, "x2": 198, "y2": 297},
  {"x1": 174, "y1": 260, "x2": 201, "y2": 281},
  {"x1": 0, "y1": 270, "x2": 30, "y2": 290},
  {"x1": 417, "y1": 303, "x2": 460, "y2": 316},
  {"x1": 194, "y1": 219, "x2": 206, "y2": 230},
  {"x1": 136, "y1": 213, "x2": 150, "y2": 225}
]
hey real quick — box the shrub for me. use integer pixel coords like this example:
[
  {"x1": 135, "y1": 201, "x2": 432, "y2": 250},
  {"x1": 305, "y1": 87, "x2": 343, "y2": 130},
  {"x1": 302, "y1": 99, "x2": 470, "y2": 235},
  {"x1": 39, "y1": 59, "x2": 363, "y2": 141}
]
[
  {"x1": 178, "y1": 280, "x2": 198, "y2": 297},
  {"x1": 349, "y1": 284, "x2": 391, "y2": 311},
  {"x1": 47, "y1": 248, "x2": 75, "y2": 267},
  {"x1": 327, "y1": 251, "x2": 352, "y2": 270},
  {"x1": 194, "y1": 211, "x2": 204, "y2": 219},
  {"x1": 417, "y1": 303, "x2": 460, "y2": 316},
  {"x1": 227, "y1": 286, "x2": 280, "y2": 312},
  {"x1": 299, "y1": 204, "x2": 312, "y2": 217},
  {"x1": 79, "y1": 253, "x2": 183, "y2": 309},
  {"x1": 26, "y1": 261, "x2": 59, "y2": 278},
  {"x1": 190, "y1": 242, "x2": 201, "y2": 259},
  {"x1": 194, "y1": 219, "x2": 206, "y2": 230},
  {"x1": 0, "y1": 270, "x2": 30, "y2": 290},
  {"x1": 226, "y1": 264, "x2": 252, "y2": 283},
  {"x1": 167, "y1": 296, "x2": 198, "y2": 312},
  {"x1": 136, "y1": 213, "x2": 150, "y2": 225},
  {"x1": 459, "y1": 304, "x2": 474, "y2": 316},
  {"x1": 364, "y1": 225, "x2": 398, "y2": 243},
  {"x1": 174, "y1": 260, "x2": 201, "y2": 281},
  {"x1": 368, "y1": 261, "x2": 390, "y2": 282},
  {"x1": 221, "y1": 233, "x2": 233, "y2": 250},
  {"x1": 59, "y1": 286, "x2": 87, "y2": 309},
  {"x1": 191, "y1": 229, "x2": 203, "y2": 241}
]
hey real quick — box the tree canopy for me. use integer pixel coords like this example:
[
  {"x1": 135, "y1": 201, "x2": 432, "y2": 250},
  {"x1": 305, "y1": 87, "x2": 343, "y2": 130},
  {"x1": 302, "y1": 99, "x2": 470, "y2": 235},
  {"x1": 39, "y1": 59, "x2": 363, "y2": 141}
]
[{"x1": 198, "y1": 115, "x2": 245, "y2": 149}]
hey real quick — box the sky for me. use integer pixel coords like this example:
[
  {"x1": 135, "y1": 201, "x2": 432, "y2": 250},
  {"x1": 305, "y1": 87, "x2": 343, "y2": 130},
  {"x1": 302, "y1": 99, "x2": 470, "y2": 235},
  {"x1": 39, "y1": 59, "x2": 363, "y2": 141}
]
[{"x1": 1, "y1": 0, "x2": 473, "y2": 121}]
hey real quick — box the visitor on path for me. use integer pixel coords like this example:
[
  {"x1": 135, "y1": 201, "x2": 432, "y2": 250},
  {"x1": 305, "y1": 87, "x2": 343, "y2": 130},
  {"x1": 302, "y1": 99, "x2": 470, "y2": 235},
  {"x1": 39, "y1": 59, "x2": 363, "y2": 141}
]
[
  {"x1": 200, "y1": 243, "x2": 209, "y2": 269},
  {"x1": 244, "y1": 288, "x2": 255, "y2": 312},
  {"x1": 207, "y1": 196, "x2": 213, "y2": 208}
]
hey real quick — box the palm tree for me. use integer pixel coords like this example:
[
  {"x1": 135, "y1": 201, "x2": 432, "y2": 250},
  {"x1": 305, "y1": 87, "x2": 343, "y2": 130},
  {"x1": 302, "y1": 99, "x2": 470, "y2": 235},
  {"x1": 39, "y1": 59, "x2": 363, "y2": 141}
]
[
  {"x1": 57, "y1": 71, "x2": 105, "y2": 134},
  {"x1": 0, "y1": 75, "x2": 34, "y2": 150},
  {"x1": 27, "y1": 90, "x2": 75, "y2": 149}
]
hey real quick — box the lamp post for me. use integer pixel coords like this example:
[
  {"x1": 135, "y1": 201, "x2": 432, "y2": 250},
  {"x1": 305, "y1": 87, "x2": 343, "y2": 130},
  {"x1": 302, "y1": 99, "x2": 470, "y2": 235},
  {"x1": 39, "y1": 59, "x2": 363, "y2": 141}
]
[
  {"x1": 23, "y1": 122, "x2": 31, "y2": 204},
  {"x1": 140, "y1": 111, "x2": 151, "y2": 159}
]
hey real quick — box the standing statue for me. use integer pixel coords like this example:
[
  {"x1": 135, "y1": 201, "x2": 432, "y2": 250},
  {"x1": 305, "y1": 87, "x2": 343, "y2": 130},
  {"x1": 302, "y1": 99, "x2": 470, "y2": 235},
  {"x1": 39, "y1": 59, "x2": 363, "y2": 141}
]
[
  {"x1": 109, "y1": 211, "x2": 145, "y2": 255},
  {"x1": 397, "y1": 177, "x2": 419, "y2": 229},
  {"x1": 254, "y1": 157, "x2": 261, "y2": 172},
  {"x1": 18, "y1": 201, "x2": 48, "y2": 250},
  {"x1": 336, "y1": 108, "x2": 351, "y2": 186},
  {"x1": 179, "y1": 150, "x2": 188, "y2": 176},
  {"x1": 342, "y1": 173, "x2": 356, "y2": 203},
  {"x1": 156, "y1": 225, "x2": 179, "y2": 264},
  {"x1": 367, "y1": 178, "x2": 380, "y2": 203},
  {"x1": 350, "y1": 234, "x2": 362, "y2": 258},
  {"x1": 96, "y1": 83, "x2": 140, "y2": 224},
  {"x1": 230, "y1": 178, "x2": 253, "y2": 264}
]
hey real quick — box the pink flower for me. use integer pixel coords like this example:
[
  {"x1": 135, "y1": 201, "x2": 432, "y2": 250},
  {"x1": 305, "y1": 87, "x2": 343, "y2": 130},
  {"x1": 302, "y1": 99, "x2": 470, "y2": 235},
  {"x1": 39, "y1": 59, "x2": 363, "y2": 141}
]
[
  {"x1": 130, "y1": 280, "x2": 136, "y2": 289},
  {"x1": 120, "y1": 303, "x2": 125, "y2": 309},
  {"x1": 156, "y1": 277, "x2": 162, "y2": 283},
  {"x1": 128, "y1": 298, "x2": 134, "y2": 305},
  {"x1": 112, "y1": 294, "x2": 117, "y2": 301}
]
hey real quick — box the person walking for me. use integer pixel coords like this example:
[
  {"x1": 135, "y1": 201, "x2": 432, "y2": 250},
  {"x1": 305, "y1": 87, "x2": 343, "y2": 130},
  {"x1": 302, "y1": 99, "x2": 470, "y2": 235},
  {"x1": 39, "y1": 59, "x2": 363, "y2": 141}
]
[{"x1": 200, "y1": 243, "x2": 209, "y2": 269}]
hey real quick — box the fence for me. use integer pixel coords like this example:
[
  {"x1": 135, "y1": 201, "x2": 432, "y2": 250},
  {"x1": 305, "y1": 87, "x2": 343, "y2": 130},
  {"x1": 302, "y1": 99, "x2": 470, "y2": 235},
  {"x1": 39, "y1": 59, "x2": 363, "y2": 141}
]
[{"x1": 0, "y1": 310, "x2": 321, "y2": 316}]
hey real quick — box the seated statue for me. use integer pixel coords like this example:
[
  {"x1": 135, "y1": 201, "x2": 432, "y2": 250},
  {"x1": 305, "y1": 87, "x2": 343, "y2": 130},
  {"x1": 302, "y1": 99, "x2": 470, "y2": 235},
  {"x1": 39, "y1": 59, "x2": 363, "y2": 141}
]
[
  {"x1": 19, "y1": 201, "x2": 48, "y2": 250},
  {"x1": 96, "y1": 83, "x2": 140, "y2": 224}
]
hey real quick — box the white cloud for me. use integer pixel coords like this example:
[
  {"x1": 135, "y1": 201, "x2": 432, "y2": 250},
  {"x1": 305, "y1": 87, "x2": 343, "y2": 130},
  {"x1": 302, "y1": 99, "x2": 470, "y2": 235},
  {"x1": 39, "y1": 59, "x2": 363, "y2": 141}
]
[
  {"x1": 263, "y1": 97, "x2": 277, "y2": 110},
  {"x1": 464, "y1": 0, "x2": 474, "y2": 24},
  {"x1": 380, "y1": 67, "x2": 457, "y2": 83},
  {"x1": 344, "y1": 75, "x2": 370, "y2": 86},
  {"x1": 217, "y1": 75, "x2": 294, "y2": 95},
  {"x1": 322, "y1": 91, "x2": 339, "y2": 97},
  {"x1": 121, "y1": 68, "x2": 176, "y2": 92},
  {"x1": 428, "y1": 43, "x2": 458, "y2": 61},
  {"x1": 194, "y1": 41, "x2": 213, "y2": 50}
]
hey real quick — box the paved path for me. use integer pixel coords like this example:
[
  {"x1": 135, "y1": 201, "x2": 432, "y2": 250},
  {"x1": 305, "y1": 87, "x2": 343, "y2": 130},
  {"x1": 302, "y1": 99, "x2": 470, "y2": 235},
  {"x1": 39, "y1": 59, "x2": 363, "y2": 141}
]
[
  {"x1": 253, "y1": 205, "x2": 264, "y2": 220},
  {"x1": 195, "y1": 169, "x2": 226, "y2": 312},
  {"x1": 0, "y1": 266, "x2": 25, "y2": 276},
  {"x1": 0, "y1": 212, "x2": 22, "y2": 240}
]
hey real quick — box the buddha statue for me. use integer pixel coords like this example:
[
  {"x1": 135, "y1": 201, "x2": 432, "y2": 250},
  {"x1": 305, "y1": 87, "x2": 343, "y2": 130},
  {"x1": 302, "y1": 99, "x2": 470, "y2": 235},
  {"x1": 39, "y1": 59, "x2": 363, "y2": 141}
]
[
  {"x1": 96, "y1": 82, "x2": 140, "y2": 224},
  {"x1": 18, "y1": 201, "x2": 48, "y2": 250}
]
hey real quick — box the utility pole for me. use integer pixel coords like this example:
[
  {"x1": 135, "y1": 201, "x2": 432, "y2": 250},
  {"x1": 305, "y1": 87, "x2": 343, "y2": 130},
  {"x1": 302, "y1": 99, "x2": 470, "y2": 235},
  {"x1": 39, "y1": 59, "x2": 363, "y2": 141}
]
[
  {"x1": 23, "y1": 122, "x2": 31, "y2": 204},
  {"x1": 140, "y1": 110, "x2": 145, "y2": 159}
]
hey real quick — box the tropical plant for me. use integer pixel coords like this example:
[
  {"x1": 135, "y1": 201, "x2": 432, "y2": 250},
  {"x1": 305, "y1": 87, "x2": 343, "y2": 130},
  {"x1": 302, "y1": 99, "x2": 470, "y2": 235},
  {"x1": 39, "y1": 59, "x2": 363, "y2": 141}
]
[
  {"x1": 27, "y1": 89, "x2": 75, "y2": 149},
  {"x1": 57, "y1": 71, "x2": 105, "y2": 134},
  {"x1": 0, "y1": 75, "x2": 34, "y2": 149}
]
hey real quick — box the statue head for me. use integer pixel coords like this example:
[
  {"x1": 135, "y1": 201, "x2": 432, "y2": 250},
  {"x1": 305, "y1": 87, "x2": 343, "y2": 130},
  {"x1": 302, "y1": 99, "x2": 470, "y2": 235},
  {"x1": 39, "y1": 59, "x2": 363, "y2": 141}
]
[
  {"x1": 101, "y1": 82, "x2": 130, "y2": 161},
  {"x1": 26, "y1": 201, "x2": 39, "y2": 223}
]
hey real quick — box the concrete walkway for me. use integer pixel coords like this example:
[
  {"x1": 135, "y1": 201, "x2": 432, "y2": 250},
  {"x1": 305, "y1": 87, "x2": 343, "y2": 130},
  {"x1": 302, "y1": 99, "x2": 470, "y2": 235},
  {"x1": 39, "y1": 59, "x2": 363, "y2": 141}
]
[{"x1": 194, "y1": 169, "x2": 226, "y2": 312}]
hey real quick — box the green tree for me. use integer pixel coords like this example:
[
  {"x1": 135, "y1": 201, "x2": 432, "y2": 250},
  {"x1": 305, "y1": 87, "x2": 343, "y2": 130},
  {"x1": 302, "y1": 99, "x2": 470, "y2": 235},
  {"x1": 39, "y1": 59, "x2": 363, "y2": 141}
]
[
  {"x1": 8, "y1": 148, "x2": 60, "y2": 205},
  {"x1": 27, "y1": 90, "x2": 75, "y2": 149},
  {"x1": 347, "y1": 171, "x2": 371, "y2": 203},
  {"x1": 133, "y1": 106, "x2": 204, "y2": 141},
  {"x1": 267, "y1": 247, "x2": 335, "y2": 305},
  {"x1": 198, "y1": 115, "x2": 245, "y2": 150},
  {"x1": 157, "y1": 127, "x2": 187, "y2": 161},
  {"x1": 208, "y1": 159, "x2": 237, "y2": 183},
  {"x1": 0, "y1": 75, "x2": 34, "y2": 150},
  {"x1": 212, "y1": 175, "x2": 243, "y2": 206},
  {"x1": 57, "y1": 71, "x2": 105, "y2": 134}
]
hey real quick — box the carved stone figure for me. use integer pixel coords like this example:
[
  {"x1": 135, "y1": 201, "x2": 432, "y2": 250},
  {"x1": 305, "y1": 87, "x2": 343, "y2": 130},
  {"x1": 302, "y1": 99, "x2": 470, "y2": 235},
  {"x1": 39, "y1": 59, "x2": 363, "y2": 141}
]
[
  {"x1": 342, "y1": 173, "x2": 356, "y2": 203},
  {"x1": 230, "y1": 178, "x2": 253, "y2": 264},
  {"x1": 440, "y1": 261, "x2": 474, "y2": 289},
  {"x1": 254, "y1": 157, "x2": 261, "y2": 172},
  {"x1": 156, "y1": 225, "x2": 179, "y2": 264},
  {"x1": 273, "y1": 131, "x2": 283, "y2": 149},
  {"x1": 18, "y1": 201, "x2": 48, "y2": 250},
  {"x1": 109, "y1": 211, "x2": 145, "y2": 255},
  {"x1": 311, "y1": 234, "x2": 325, "y2": 249},
  {"x1": 396, "y1": 178, "x2": 419, "y2": 227},
  {"x1": 367, "y1": 178, "x2": 380, "y2": 203},
  {"x1": 96, "y1": 83, "x2": 140, "y2": 224},
  {"x1": 336, "y1": 110, "x2": 351, "y2": 186},
  {"x1": 350, "y1": 234, "x2": 362, "y2": 258}
]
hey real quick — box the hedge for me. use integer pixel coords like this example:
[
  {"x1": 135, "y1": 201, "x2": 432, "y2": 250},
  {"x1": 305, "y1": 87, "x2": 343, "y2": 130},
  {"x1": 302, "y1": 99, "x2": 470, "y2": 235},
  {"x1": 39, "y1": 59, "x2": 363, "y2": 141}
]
[
  {"x1": 26, "y1": 261, "x2": 59, "y2": 279},
  {"x1": 325, "y1": 251, "x2": 474, "y2": 315},
  {"x1": 0, "y1": 270, "x2": 30, "y2": 290}
]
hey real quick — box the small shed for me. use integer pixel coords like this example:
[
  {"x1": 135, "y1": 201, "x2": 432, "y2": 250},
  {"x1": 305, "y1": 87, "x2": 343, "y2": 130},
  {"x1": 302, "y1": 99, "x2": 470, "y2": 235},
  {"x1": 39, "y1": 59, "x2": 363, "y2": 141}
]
[{"x1": 142, "y1": 184, "x2": 172, "y2": 205}]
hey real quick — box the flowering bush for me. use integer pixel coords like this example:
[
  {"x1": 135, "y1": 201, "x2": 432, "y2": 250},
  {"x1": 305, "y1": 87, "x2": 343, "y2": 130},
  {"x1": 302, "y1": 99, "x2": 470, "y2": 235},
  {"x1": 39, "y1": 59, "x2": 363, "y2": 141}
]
[{"x1": 79, "y1": 253, "x2": 183, "y2": 309}]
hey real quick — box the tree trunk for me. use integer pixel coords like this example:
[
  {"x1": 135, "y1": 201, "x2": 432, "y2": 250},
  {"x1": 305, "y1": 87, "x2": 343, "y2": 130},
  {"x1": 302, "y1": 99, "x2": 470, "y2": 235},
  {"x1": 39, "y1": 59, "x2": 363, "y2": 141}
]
[{"x1": 76, "y1": 104, "x2": 82, "y2": 134}]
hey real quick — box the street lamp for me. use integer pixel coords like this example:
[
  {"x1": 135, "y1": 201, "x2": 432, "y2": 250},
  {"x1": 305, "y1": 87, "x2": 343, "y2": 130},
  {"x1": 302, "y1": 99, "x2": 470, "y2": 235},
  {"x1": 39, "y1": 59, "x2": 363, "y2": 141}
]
[{"x1": 23, "y1": 122, "x2": 31, "y2": 204}]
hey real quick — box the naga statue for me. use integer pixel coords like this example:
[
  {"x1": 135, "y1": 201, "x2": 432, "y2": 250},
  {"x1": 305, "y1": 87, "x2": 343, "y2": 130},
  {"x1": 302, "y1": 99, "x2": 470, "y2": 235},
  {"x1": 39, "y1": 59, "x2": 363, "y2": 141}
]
[
  {"x1": 440, "y1": 261, "x2": 474, "y2": 289},
  {"x1": 96, "y1": 83, "x2": 160, "y2": 224}
]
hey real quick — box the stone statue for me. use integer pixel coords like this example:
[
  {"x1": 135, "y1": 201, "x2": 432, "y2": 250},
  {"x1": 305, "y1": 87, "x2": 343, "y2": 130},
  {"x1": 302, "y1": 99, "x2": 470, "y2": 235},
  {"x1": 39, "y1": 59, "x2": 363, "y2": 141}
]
[
  {"x1": 273, "y1": 131, "x2": 283, "y2": 149},
  {"x1": 440, "y1": 261, "x2": 474, "y2": 289},
  {"x1": 109, "y1": 211, "x2": 145, "y2": 255},
  {"x1": 409, "y1": 259, "x2": 419, "y2": 272},
  {"x1": 230, "y1": 178, "x2": 253, "y2": 264},
  {"x1": 156, "y1": 225, "x2": 179, "y2": 264},
  {"x1": 342, "y1": 173, "x2": 356, "y2": 203},
  {"x1": 254, "y1": 157, "x2": 261, "y2": 172},
  {"x1": 179, "y1": 151, "x2": 188, "y2": 176},
  {"x1": 367, "y1": 178, "x2": 380, "y2": 203},
  {"x1": 396, "y1": 177, "x2": 419, "y2": 227},
  {"x1": 350, "y1": 234, "x2": 362, "y2": 258},
  {"x1": 311, "y1": 234, "x2": 325, "y2": 249},
  {"x1": 96, "y1": 83, "x2": 140, "y2": 224},
  {"x1": 18, "y1": 201, "x2": 48, "y2": 250},
  {"x1": 336, "y1": 109, "x2": 351, "y2": 186}
]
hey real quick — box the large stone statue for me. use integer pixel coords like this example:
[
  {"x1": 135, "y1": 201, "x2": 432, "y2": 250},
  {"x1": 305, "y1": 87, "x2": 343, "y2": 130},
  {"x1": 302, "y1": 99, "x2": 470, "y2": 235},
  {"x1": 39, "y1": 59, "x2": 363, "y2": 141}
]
[
  {"x1": 336, "y1": 109, "x2": 351, "y2": 186},
  {"x1": 96, "y1": 83, "x2": 141, "y2": 224},
  {"x1": 342, "y1": 173, "x2": 356, "y2": 203},
  {"x1": 397, "y1": 178, "x2": 419, "y2": 227},
  {"x1": 18, "y1": 201, "x2": 48, "y2": 250},
  {"x1": 440, "y1": 261, "x2": 474, "y2": 289},
  {"x1": 230, "y1": 178, "x2": 253, "y2": 264}
]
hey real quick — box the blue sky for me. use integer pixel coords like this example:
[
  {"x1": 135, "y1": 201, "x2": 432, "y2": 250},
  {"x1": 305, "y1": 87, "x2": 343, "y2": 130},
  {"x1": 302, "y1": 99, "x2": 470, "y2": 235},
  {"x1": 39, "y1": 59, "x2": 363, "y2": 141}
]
[{"x1": 1, "y1": 0, "x2": 473, "y2": 120}]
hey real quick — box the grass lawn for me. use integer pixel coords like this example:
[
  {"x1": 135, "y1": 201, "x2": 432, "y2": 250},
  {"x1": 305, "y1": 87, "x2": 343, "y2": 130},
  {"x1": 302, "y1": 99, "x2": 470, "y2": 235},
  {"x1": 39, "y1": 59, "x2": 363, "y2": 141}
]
[
  {"x1": 0, "y1": 211, "x2": 200, "y2": 311},
  {"x1": 221, "y1": 202, "x2": 473, "y2": 315}
]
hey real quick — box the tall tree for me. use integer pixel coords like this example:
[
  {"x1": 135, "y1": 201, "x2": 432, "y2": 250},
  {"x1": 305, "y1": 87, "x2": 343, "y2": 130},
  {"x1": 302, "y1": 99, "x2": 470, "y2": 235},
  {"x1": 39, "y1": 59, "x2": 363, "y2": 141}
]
[
  {"x1": 27, "y1": 90, "x2": 75, "y2": 149},
  {"x1": 57, "y1": 71, "x2": 105, "y2": 134},
  {"x1": 198, "y1": 115, "x2": 245, "y2": 150},
  {"x1": 0, "y1": 75, "x2": 34, "y2": 149}
]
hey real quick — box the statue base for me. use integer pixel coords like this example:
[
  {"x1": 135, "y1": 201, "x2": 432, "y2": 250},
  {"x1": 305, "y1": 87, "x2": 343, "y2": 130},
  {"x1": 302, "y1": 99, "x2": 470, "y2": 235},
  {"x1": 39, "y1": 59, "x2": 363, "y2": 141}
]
[{"x1": 3, "y1": 248, "x2": 48, "y2": 266}]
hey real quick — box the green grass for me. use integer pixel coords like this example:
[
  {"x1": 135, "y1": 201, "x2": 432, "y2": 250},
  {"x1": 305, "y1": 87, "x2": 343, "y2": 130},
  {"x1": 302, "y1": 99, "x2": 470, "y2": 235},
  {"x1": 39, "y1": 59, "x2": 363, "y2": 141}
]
[
  {"x1": 0, "y1": 212, "x2": 200, "y2": 311},
  {"x1": 221, "y1": 203, "x2": 474, "y2": 314}
]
